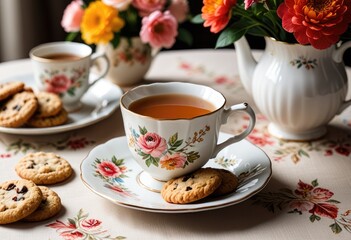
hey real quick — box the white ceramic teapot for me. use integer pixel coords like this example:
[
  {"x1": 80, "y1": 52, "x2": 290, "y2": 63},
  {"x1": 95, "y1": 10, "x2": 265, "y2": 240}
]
[{"x1": 234, "y1": 36, "x2": 351, "y2": 141}]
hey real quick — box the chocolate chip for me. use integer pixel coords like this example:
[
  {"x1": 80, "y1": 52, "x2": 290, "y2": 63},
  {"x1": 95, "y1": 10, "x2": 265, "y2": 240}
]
[
  {"x1": 182, "y1": 175, "x2": 193, "y2": 182},
  {"x1": 186, "y1": 186, "x2": 192, "y2": 191},
  {"x1": 12, "y1": 196, "x2": 24, "y2": 201},
  {"x1": 12, "y1": 105, "x2": 22, "y2": 111},
  {"x1": 6, "y1": 183, "x2": 16, "y2": 191},
  {"x1": 1, "y1": 106, "x2": 7, "y2": 111},
  {"x1": 172, "y1": 183, "x2": 178, "y2": 190},
  {"x1": 17, "y1": 186, "x2": 28, "y2": 194}
]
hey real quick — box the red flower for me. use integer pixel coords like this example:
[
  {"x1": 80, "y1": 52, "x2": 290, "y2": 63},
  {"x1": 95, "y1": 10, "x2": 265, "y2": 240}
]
[
  {"x1": 292, "y1": 180, "x2": 339, "y2": 219},
  {"x1": 277, "y1": 0, "x2": 351, "y2": 49},
  {"x1": 81, "y1": 219, "x2": 102, "y2": 229},
  {"x1": 309, "y1": 202, "x2": 339, "y2": 219},
  {"x1": 45, "y1": 74, "x2": 73, "y2": 94},
  {"x1": 67, "y1": 138, "x2": 91, "y2": 150},
  {"x1": 335, "y1": 146, "x2": 350, "y2": 156},
  {"x1": 60, "y1": 231, "x2": 84, "y2": 240},
  {"x1": 202, "y1": 0, "x2": 237, "y2": 33},
  {"x1": 97, "y1": 161, "x2": 125, "y2": 178}
]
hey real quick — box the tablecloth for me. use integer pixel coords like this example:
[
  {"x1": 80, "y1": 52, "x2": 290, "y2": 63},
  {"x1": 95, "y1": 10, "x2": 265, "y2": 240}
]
[{"x1": 0, "y1": 49, "x2": 350, "y2": 240}]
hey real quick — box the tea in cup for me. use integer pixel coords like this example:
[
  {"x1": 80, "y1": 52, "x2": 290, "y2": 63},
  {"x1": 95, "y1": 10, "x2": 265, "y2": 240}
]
[
  {"x1": 30, "y1": 42, "x2": 109, "y2": 112},
  {"x1": 120, "y1": 82, "x2": 256, "y2": 190}
]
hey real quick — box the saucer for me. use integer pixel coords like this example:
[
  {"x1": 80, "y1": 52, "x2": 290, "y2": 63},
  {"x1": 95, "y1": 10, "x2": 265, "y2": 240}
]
[
  {"x1": 80, "y1": 133, "x2": 272, "y2": 213},
  {"x1": 0, "y1": 75, "x2": 123, "y2": 135}
]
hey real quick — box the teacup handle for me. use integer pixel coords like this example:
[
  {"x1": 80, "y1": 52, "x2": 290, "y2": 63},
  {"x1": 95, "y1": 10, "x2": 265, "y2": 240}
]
[
  {"x1": 89, "y1": 52, "x2": 110, "y2": 87},
  {"x1": 212, "y1": 103, "x2": 256, "y2": 157}
]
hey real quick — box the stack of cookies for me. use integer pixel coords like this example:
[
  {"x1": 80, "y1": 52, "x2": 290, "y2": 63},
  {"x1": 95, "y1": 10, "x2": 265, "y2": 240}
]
[
  {"x1": 161, "y1": 168, "x2": 239, "y2": 204},
  {"x1": 0, "y1": 81, "x2": 68, "y2": 128},
  {"x1": 0, "y1": 152, "x2": 73, "y2": 224}
]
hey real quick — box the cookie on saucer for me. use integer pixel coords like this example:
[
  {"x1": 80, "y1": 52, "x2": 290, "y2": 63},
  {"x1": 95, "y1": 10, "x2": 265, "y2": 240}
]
[
  {"x1": 0, "y1": 81, "x2": 25, "y2": 101},
  {"x1": 161, "y1": 168, "x2": 222, "y2": 204},
  {"x1": 0, "y1": 91, "x2": 38, "y2": 127},
  {"x1": 22, "y1": 186, "x2": 62, "y2": 222},
  {"x1": 35, "y1": 92, "x2": 63, "y2": 118},
  {"x1": 15, "y1": 152, "x2": 73, "y2": 185},
  {"x1": 212, "y1": 169, "x2": 238, "y2": 197},
  {"x1": 27, "y1": 108, "x2": 68, "y2": 128},
  {"x1": 0, "y1": 179, "x2": 43, "y2": 224}
]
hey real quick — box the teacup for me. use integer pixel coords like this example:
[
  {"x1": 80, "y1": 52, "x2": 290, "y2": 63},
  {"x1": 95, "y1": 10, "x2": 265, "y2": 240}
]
[
  {"x1": 120, "y1": 82, "x2": 256, "y2": 190},
  {"x1": 30, "y1": 42, "x2": 109, "y2": 112}
]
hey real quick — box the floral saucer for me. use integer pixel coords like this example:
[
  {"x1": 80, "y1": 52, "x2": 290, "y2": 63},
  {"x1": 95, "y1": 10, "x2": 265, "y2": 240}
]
[
  {"x1": 80, "y1": 133, "x2": 272, "y2": 213},
  {"x1": 0, "y1": 76, "x2": 122, "y2": 135}
]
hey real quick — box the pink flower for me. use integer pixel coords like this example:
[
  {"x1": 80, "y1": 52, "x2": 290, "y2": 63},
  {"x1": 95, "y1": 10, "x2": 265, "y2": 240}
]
[
  {"x1": 140, "y1": 10, "x2": 178, "y2": 49},
  {"x1": 244, "y1": 0, "x2": 258, "y2": 9},
  {"x1": 102, "y1": 0, "x2": 133, "y2": 11},
  {"x1": 97, "y1": 161, "x2": 124, "y2": 178},
  {"x1": 60, "y1": 231, "x2": 84, "y2": 240},
  {"x1": 137, "y1": 132, "x2": 167, "y2": 157},
  {"x1": 45, "y1": 75, "x2": 72, "y2": 94},
  {"x1": 132, "y1": 0, "x2": 166, "y2": 17},
  {"x1": 81, "y1": 219, "x2": 102, "y2": 230},
  {"x1": 167, "y1": 0, "x2": 189, "y2": 23},
  {"x1": 61, "y1": 0, "x2": 84, "y2": 32},
  {"x1": 289, "y1": 199, "x2": 314, "y2": 212},
  {"x1": 160, "y1": 152, "x2": 187, "y2": 170}
]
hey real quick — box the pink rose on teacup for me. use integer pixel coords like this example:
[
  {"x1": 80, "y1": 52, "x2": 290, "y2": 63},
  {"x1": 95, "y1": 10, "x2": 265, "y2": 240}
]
[
  {"x1": 102, "y1": 0, "x2": 132, "y2": 11},
  {"x1": 167, "y1": 0, "x2": 189, "y2": 23},
  {"x1": 61, "y1": 0, "x2": 84, "y2": 32},
  {"x1": 132, "y1": 0, "x2": 166, "y2": 17},
  {"x1": 137, "y1": 132, "x2": 167, "y2": 157},
  {"x1": 160, "y1": 152, "x2": 187, "y2": 170},
  {"x1": 44, "y1": 75, "x2": 73, "y2": 94},
  {"x1": 140, "y1": 10, "x2": 178, "y2": 49}
]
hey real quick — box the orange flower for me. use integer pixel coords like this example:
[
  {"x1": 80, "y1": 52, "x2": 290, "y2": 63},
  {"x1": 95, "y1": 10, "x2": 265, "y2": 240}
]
[
  {"x1": 201, "y1": 0, "x2": 237, "y2": 33},
  {"x1": 278, "y1": 0, "x2": 351, "y2": 49},
  {"x1": 81, "y1": 1, "x2": 125, "y2": 45}
]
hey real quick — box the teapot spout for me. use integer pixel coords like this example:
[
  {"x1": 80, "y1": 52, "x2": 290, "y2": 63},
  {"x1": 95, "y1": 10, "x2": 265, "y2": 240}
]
[{"x1": 234, "y1": 36, "x2": 257, "y2": 96}]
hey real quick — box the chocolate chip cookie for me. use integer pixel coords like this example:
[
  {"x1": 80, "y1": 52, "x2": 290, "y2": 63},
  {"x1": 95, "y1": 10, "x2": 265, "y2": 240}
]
[
  {"x1": 161, "y1": 168, "x2": 222, "y2": 204},
  {"x1": 15, "y1": 152, "x2": 73, "y2": 185},
  {"x1": 0, "y1": 179, "x2": 43, "y2": 224},
  {"x1": 0, "y1": 91, "x2": 38, "y2": 127}
]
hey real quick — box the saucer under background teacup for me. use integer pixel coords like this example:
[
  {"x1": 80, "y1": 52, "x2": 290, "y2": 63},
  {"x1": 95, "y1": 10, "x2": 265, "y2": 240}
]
[{"x1": 80, "y1": 133, "x2": 272, "y2": 213}]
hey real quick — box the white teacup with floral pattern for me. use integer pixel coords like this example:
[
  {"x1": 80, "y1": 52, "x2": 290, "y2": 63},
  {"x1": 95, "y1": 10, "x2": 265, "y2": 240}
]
[
  {"x1": 120, "y1": 82, "x2": 256, "y2": 191},
  {"x1": 30, "y1": 42, "x2": 109, "y2": 112}
]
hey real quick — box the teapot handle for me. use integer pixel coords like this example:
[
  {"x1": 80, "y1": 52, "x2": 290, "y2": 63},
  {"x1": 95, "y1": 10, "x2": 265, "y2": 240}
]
[
  {"x1": 333, "y1": 42, "x2": 351, "y2": 114},
  {"x1": 333, "y1": 41, "x2": 351, "y2": 63}
]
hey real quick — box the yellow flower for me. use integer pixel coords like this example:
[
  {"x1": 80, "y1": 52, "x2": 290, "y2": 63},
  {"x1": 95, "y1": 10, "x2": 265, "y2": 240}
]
[{"x1": 81, "y1": 1, "x2": 125, "y2": 45}]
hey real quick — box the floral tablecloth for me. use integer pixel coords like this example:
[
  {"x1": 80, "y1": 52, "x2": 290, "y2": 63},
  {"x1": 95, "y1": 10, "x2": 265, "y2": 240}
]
[{"x1": 0, "y1": 50, "x2": 350, "y2": 240}]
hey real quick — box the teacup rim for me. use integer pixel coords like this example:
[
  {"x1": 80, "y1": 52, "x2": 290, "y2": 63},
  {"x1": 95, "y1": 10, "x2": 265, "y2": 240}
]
[
  {"x1": 29, "y1": 41, "x2": 92, "y2": 63},
  {"x1": 120, "y1": 82, "x2": 226, "y2": 121}
]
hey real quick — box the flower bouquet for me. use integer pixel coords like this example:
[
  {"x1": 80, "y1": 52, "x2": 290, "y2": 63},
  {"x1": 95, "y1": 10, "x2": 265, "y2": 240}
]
[
  {"x1": 195, "y1": 0, "x2": 351, "y2": 50},
  {"x1": 61, "y1": 0, "x2": 192, "y2": 50}
]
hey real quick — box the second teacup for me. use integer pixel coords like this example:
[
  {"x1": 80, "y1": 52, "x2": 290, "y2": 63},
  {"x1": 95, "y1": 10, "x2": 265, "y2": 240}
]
[
  {"x1": 120, "y1": 82, "x2": 256, "y2": 188},
  {"x1": 30, "y1": 41, "x2": 109, "y2": 112}
]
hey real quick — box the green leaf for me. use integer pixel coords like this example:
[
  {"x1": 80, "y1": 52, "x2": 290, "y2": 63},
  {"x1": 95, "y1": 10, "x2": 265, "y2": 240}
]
[
  {"x1": 326, "y1": 199, "x2": 341, "y2": 204},
  {"x1": 216, "y1": 27, "x2": 247, "y2": 48},
  {"x1": 139, "y1": 126, "x2": 147, "y2": 135},
  {"x1": 330, "y1": 222, "x2": 342, "y2": 234},
  {"x1": 169, "y1": 133, "x2": 178, "y2": 145},
  {"x1": 298, "y1": 149, "x2": 309, "y2": 157},
  {"x1": 145, "y1": 158, "x2": 151, "y2": 167},
  {"x1": 65, "y1": 32, "x2": 79, "y2": 42},
  {"x1": 191, "y1": 14, "x2": 204, "y2": 24},
  {"x1": 311, "y1": 179, "x2": 318, "y2": 187},
  {"x1": 111, "y1": 33, "x2": 121, "y2": 49},
  {"x1": 177, "y1": 28, "x2": 193, "y2": 46}
]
